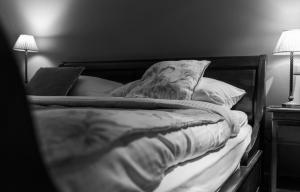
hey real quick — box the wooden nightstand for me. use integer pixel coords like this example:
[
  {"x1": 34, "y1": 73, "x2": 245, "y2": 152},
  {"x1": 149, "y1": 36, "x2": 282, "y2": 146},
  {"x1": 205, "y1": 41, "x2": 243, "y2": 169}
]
[{"x1": 267, "y1": 106, "x2": 300, "y2": 192}]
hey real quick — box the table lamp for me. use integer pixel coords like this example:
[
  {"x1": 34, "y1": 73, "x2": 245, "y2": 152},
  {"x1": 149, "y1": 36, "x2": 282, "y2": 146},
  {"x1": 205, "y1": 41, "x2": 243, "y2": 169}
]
[
  {"x1": 273, "y1": 29, "x2": 300, "y2": 107},
  {"x1": 13, "y1": 34, "x2": 38, "y2": 83}
]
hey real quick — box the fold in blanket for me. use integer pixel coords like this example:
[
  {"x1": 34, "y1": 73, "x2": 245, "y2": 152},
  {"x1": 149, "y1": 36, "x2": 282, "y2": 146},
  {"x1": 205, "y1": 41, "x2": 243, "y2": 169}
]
[
  {"x1": 31, "y1": 96, "x2": 246, "y2": 192},
  {"x1": 30, "y1": 96, "x2": 241, "y2": 134}
]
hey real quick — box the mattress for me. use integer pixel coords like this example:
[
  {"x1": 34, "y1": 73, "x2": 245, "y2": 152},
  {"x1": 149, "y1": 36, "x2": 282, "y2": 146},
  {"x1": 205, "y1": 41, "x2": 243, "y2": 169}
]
[{"x1": 154, "y1": 124, "x2": 252, "y2": 192}]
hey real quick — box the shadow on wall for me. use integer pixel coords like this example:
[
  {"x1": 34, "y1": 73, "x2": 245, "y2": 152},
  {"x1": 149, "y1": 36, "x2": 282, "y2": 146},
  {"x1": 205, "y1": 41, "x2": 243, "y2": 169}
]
[{"x1": 0, "y1": 0, "x2": 73, "y2": 78}]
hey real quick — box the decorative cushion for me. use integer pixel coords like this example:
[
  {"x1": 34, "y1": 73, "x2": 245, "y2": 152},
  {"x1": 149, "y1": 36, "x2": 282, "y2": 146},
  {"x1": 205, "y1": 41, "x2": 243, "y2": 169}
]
[
  {"x1": 112, "y1": 60, "x2": 210, "y2": 100},
  {"x1": 192, "y1": 77, "x2": 246, "y2": 108},
  {"x1": 69, "y1": 76, "x2": 123, "y2": 96},
  {"x1": 27, "y1": 67, "x2": 84, "y2": 96}
]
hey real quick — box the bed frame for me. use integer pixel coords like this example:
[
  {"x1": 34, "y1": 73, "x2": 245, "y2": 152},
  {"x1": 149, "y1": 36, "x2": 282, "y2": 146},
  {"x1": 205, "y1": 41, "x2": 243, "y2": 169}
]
[{"x1": 60, "y1": 55, "x2": 266, "y2": 192}]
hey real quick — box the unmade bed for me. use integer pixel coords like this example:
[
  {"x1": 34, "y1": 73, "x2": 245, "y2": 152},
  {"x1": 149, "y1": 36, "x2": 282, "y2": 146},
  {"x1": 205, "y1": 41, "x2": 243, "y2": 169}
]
[{"x1": 29, "y1": 55, "x2": 266, "y2": 192}]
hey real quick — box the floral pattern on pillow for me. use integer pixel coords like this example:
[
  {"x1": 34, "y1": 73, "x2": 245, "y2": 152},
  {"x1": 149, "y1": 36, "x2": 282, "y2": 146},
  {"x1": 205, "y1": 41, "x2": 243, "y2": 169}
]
[{"x1": 116, "y1": 60, "x2": 210, "y2": 100}]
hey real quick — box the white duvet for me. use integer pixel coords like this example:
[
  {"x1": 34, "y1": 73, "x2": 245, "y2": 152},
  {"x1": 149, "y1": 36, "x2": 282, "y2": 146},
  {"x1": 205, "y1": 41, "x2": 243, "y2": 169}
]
[{"x1": 30, "y1": 96, "x2": 247, "y2": 192}]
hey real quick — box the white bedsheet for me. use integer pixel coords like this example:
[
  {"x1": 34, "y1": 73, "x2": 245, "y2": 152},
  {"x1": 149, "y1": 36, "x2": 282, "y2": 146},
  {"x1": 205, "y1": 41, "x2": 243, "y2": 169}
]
[{"x1": 155, "y1": 124, "x2": 252, "y2": 192}]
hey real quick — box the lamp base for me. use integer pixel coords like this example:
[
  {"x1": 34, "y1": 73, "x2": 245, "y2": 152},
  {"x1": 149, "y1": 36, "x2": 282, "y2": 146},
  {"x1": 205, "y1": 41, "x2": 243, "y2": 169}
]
[{"x1": 282, "y1": 101, "x2": 300, "y2": 108}]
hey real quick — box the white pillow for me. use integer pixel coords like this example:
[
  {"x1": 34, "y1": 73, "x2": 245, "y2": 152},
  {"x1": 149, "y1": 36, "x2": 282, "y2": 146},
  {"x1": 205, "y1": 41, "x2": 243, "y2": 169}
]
[
  {"x1": 110, "y1": 80, "x2": 141, "y2": 97},
  {"x1": 192, "y1": 77, "x2": 246, "y2": 108},
  {"x1": 69, "y1": 75, "x2": 123, "y2": 96}
]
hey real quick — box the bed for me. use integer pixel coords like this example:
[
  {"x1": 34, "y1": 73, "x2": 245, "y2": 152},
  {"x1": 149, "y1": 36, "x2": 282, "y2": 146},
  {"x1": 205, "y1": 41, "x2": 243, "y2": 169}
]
[{"x1": 30, "y1": 55, "x2": 266, "y2": 192}]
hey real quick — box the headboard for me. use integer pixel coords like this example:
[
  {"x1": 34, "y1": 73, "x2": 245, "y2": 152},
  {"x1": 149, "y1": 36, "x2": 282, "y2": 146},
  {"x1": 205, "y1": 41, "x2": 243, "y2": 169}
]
[{"x1": 60, "y1": 55, "x2": 266, "y2": 126}]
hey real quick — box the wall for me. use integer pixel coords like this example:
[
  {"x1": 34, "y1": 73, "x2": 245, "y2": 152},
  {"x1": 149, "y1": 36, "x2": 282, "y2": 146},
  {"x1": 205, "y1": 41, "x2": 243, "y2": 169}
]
[
  {"x1": 1, "y1": 0, "x2": 300, "y2": 187},
  {"x1": 0, "y1": 0, "x2": 300, "y2": 105}
]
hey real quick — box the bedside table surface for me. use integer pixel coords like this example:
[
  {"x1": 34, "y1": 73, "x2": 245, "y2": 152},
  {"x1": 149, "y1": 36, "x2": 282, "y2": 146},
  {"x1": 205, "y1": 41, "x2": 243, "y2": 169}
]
[{"x1": 267, "y1": 106, "x2": 300, "y2": 112}]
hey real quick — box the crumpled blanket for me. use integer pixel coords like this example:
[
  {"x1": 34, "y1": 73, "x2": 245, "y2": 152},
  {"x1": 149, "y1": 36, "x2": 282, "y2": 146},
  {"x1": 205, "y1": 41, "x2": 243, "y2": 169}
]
[{"x1": 30, "y1": 96, "x2": 245, "y2": 192}]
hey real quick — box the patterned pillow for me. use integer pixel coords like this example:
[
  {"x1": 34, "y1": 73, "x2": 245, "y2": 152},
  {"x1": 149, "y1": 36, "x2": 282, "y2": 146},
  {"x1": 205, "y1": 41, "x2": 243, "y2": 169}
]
[
  {"x1": 111, "y1": 60, "x2": 210, "y2": 100},
  {"x1": 192, "y1": 77, "x2": 246, "y2": 108}
]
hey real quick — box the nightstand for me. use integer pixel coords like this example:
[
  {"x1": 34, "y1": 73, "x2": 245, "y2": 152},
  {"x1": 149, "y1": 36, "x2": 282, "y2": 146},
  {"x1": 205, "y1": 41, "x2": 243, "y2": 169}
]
[{"x1": 267, "y1": 106, "x2": 300, "y2": 192}]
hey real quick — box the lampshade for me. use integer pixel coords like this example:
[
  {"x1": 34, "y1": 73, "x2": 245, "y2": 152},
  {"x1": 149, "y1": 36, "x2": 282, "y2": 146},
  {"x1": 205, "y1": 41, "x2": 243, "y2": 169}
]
[
  {"x1": 13, "y1": 34, "x2": 38, "y2": 52},
  {"x1": 273, "y1": 29, "x2": 300, "y2": 55}
]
